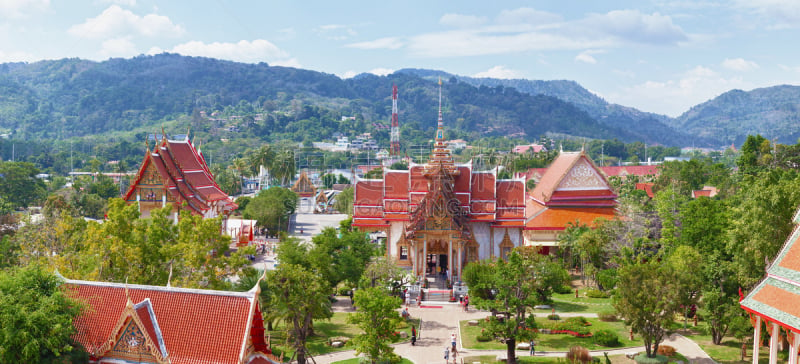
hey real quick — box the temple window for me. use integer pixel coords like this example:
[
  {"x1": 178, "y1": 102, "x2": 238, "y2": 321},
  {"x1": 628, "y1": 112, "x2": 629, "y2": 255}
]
[
  {"x1": 466, "y1": 241, "x2": 479, "y2": 263},
  {"x1": 499, "y1": 229, "x2": 514, "y2": 261},
  {"x1": 399, "y1": 246, "x2": 409, "y2": 260}
]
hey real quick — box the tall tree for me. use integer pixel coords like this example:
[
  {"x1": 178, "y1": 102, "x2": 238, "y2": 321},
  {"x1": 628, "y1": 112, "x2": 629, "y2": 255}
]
[
  {"x1": 614, "y1": 259, "x2": 681, "y2": 358},
  {"x1": 0, "y1": 161, "x2": 47, "y2": 209},
  {"x1": 269, "y1": 264, "x2": 332, "y2": 364},
  {"x1": 0, "y1": 266, "x2": 87, "y2": 363},
  {"x1": 462, "y1": 250, "x2": 539, "y2": 364},
  {"x1": 348, "y1": 286, "x2": 402, "y2": 364},
  {"x1": 308, "y1": 227, "x2": 376, "y2": 289}
]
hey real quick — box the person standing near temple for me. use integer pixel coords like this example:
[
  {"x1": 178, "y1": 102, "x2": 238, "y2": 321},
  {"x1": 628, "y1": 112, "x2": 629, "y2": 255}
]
[{"x1": 411, "y1": 325, "x2": 417, "y2": 346}]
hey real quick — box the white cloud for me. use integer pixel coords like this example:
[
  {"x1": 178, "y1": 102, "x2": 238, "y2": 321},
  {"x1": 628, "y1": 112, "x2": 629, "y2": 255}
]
[
  {"x1": 99, "y1": 37, "x2": 138, "y2": 58},
  {"x1": 495, "y1": 7, "x2": 562, "y2": 25},
  {"x1": 575, "y1": 50, "x2": 605, "y2": 64},
  {"x1": 341, "y1": 71, "x2": 358, "y2": 79},
  {"x1": 69, "y1": 5, "x2": 184, "y2": 39},
  {"x1": 439, "y1": 13, "x2": 488, "y2": 28},
  {"x1": 581, "y1": 10, "x2": 688, "y2": 45},
  {"x1": 314, "y1": 24, "x2": 357, "y2": 41},
  {"x1": 346, "y1": 37, "x2": 404, "y2": 50},
  {"x1": 96, "y1": 0, "x2": 136, "y2": 6},
  {"x1": 0, "y1": 49, "x2": 36, "y2": 62},
  {"x1": 735, "y1": 0, "x2": 800, "y2": 28},
  {"x1": 610, "y1": 65, "x2": 746, "y2": 117},
  {"x1": 472, "y1": 65, "x2": 524, "y2": 79},
  {"x1": 0, "y1": 0, "x2": 49, "y2": 18},
  {"x1": 779, "y1": 64, "x2": 800, "y2": 73},
  {"x1": 367, "y1": 68, "x2": 394, "y2": 76},
  {"x1": 722, "y1": 58, "x2": 759, "y2": 71},
  {"x1": 152, "y1": 39, "x2": 296, "y2": 65},
  {"x1": 277, "y1": 27, "x2": 296, "y2": 41},
  {"x1": 352, "y1": 8, "x2": 688, "y2": 58}
]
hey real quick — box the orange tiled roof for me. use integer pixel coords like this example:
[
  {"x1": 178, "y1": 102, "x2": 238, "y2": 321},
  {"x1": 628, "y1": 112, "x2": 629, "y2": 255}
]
[
  {"x1": 741, "y1": 207, "x2": 800, "y2": 332},
  {"x1": 636, "y1": 183, "x2": 655, "y2": 198},
  {"x1": 530, "y1": 152, "x2": 584, "y2": 203},
  {"x1": 66, "y1": 279, "x2": 269, "y2": 364}
]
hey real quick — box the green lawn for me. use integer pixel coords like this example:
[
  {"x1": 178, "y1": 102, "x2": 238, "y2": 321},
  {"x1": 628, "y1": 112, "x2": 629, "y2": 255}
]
[
  {"x1": 460, "y1": 317, "x2": 642, "y2": 351},
  {"x1": 462, "y1": 354, "x2": 633, "y2": 364},
  {"x1": 268, "y1": 312, "x2": 419, "y2": 358},
  {"x1": 332, "y1": 358, "x2": 414, "y2": 364},
  {"x1": 532, "y1": 290, "x2": 614, "y2": 314}
]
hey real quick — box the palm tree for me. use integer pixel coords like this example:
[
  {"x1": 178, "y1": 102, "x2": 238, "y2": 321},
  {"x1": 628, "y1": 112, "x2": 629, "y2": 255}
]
[{"x1": 271, "y1": 149, "x2": 296, "y2": 187}]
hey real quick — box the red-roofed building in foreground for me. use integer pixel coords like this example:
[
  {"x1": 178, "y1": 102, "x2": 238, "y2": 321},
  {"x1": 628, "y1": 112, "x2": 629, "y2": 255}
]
[
  {"x1": 741, "y1": 206, "x2": 800, "y2": 364},
  {"x1": 65, "y1": 277, "x2": 276, "y2": 364},
  {"x1": 352, "y1": 83, "x2": 526, "y2": 281},
  {"x1": 524, "y1": 151, "x2": 618, "y2": 254},
  {"x1": 123, "y1": 135, "x2": 237, "y2": 220}
]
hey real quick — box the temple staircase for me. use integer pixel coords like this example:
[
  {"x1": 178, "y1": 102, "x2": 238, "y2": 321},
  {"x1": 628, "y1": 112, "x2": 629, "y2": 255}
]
[{"x1": 423, "y1": 276, "x2": 452, "y2": 302}]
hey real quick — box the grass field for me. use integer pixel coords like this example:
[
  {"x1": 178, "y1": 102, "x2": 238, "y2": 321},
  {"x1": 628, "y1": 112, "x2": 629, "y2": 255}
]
[
  {"x1": 267, "y1": 312, "x2": 419, "y2": 358},
  {"x1": 460, "y1": 317, "x2": 642, "y2": 351}
]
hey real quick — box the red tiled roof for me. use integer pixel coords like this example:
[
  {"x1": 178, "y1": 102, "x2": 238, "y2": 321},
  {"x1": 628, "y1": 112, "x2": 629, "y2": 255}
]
[
  {"x1": 66, "y1": 279, "x2": 266, "y2": 364},
  {"x1": 123, "y1": 137, "x2": 236, "y2": 216},
  {"x1": 384, "y1": 171, "x2": 409, "y2": 199},
  {"x1": 636, "y1": 183, "x2": 655, "y2": 198},
  {"x1": 600, "y1": 165, "x2": 660, "y2": 178},
  {"x1": 471, "y1": 172, "x2": 496, "y2": 200}
]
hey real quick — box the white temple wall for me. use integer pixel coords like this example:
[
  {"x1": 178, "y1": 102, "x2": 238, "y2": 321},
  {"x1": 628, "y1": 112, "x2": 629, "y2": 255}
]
[
  {"x1": 472, "y1": 222, "x2": 491, "y2": 260},
  {"x1": 389, "y1": 221, "x2": 404, "y2": 258},
  {"x1": 492, "y1": 228, "x2": 522, "y2": 247}
]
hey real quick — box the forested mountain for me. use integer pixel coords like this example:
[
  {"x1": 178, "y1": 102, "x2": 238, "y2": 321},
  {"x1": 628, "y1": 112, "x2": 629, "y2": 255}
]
[
  {"x1": 397, "y1": 68, "x2": 693, "y2": 146},
  {"x1": 671, "y1": 85, "x2": 800, "y2": 145},
  {"x1": 0, "y1": 53, "x2": 695, "y2": 148}
]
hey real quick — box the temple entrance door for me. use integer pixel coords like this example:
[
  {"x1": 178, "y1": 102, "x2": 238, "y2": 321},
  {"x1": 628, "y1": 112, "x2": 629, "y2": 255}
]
[
  {"x1": 426, "y1": 254, "x2": 437, "y2": 274},
  {"x1": 438, "y1": 254, "x2": 448, "y2": 278}
]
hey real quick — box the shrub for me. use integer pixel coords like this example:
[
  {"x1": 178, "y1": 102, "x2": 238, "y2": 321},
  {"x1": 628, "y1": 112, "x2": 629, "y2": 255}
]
[
  {"x1": 476, "y1": 331, "x2": 492, "y2": 342},
  {"x1": 597, "y1": 311, "x2": 618, "y2": 322},
  {"x1": 566, "y1": 317, "x2": 590, "y2": 326},
  {"x1": 566, "y1": 346, "x2": 592, "y2": 364},
  {"x1": 596, "y1": 269, "x2": 618, "y2": 291},
  {"x1": 586, "y1": 289, "x2": 610, "y2": 298},
  {"x1": 593, "y1": 329, "x2": 621, "y2": 347},
  {"x1": 656, "y1": 345, "x2": 676, "y2": 357},
  {"x1": 337, "y1": 287, "x2": 352, "y2": 296},
  {"x1": 555, "y1": 284, "x2": 574, "y2": 294},
  {"x1": 633, "y1": 354, "x2": 669, "y2": 364},
  {"x1": 548, "y1": 314, "x2": 561, "y2": 320},
  {"x1": 540, "y1": 317, "x2": 592, "y2": 337}
]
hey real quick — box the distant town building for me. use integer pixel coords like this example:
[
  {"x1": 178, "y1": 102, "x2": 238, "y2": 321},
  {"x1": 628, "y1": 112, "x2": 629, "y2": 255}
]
[
  {"x1": 513, "y1": 143, "x2": 547, "y2": 154},
  {"x1": 445, "y1": 139, "x2": 468, "y2": 151}
]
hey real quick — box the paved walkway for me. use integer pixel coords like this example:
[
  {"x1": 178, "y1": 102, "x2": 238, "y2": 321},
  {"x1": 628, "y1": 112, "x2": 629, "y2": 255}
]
[{"x1": 312, "y1": 299, "x2": 717, "y2": 364}]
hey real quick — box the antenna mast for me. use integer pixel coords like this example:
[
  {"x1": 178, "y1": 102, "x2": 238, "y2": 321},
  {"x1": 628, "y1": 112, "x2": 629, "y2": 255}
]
[{"x1": 390, "y1": 84, "x2": 400, "y2": 156}]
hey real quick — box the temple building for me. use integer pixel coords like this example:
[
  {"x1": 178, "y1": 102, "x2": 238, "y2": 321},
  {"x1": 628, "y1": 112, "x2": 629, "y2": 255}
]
[
  {"x1": 741, "y1": 206, "x2": 800, "y2": 364},
  {"x1": 123, "y1": 135, "x2": 237, "y2": 219},
  {"x1": 523, "y1": 151, "x2": 618, "y2": 253},
  {"x1": 352, "y1": 81, "x2": 526, "y2": 281},
  {"x1": 64, "y1": 277, "x2": 276, "y2": 364},
  {"x1": 291, "y1": 171, "x2": 316, "y2": 198}
]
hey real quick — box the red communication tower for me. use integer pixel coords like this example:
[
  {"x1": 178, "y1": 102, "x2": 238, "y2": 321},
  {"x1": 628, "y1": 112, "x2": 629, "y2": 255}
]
[{"x1": 390, "y1": 84, "x2": 400, "y2": 156}]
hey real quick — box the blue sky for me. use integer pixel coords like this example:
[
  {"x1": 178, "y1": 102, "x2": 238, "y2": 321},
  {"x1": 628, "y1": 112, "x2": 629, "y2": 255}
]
[{"x1": 2, "y1": 0, "x2": 800, "y2": 117}]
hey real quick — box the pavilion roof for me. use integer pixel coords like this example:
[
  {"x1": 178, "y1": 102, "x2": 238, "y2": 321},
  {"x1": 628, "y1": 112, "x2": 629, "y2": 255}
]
[
  {"x1": 742, "y1": 209, "x2": 800, "y2": 332},
  {"x1": 65, "y1": 278, "x2": 269, "y2": 364}
]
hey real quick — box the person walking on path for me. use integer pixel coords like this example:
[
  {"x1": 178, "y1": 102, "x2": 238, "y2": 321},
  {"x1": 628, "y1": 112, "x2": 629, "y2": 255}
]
[
  {"x1": 530, "y1": 339, "x2": 536, "y2": 356},
  {"x1": 443, "y1": 346, "x2": 449, "y2": 363},
  {"x1": 411, "y1": 325, "x2": 417, "y2": 346},
  {"x1": 450, "y1": 332, "x2": 457, "y2": 350},
  {"x1": 450, "y1": 347, "x2": 458, "y2": 364}
]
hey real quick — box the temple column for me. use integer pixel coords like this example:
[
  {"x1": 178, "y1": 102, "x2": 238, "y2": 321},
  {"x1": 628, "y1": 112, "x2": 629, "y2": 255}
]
[
  {"x1": 448, "y1": 237, "x2": 453, "y2": 282},
  {"x1": 457, "y1": 242, "x2": 463, "y2": 282},
  {"x1": 753, "y1": 316, "x2": 761, "y2": 364},
  {"x1": 769, "y1": 321, "x2": 779, "y2": 364},
  {"x1": 386, "y1": 228, "x2": 391, "y2": 258},
  {"x1": 422, "y1": 236, "x2": 427, "y2": 282},
  {"x1": 789, "y1": 331, "x2": 799, "y2": 364},
  {"x1": 489, "y1": 226, "x2": 494, "y2": 258}
]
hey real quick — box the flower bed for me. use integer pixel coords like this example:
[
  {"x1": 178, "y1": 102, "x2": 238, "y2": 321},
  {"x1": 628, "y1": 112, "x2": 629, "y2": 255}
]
[{"x1": 539, "y1": 316, "x2": 592, "y2": 337}]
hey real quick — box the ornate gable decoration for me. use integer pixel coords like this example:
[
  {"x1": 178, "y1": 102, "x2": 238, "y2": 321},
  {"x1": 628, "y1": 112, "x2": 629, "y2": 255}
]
[
  {"x1": 292, "y1": 171, "x2": 316, "y2": 197},
  {"x1": 97, "y1": 297, "x2": 169, "y2": 364},
  {"x1": 556, "y1": 158, "x2": 608, "y2": 191}
]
